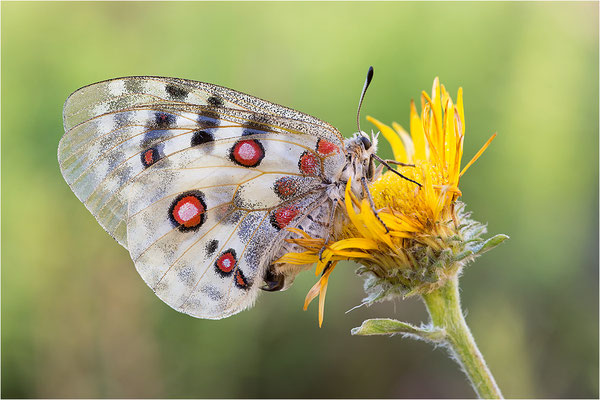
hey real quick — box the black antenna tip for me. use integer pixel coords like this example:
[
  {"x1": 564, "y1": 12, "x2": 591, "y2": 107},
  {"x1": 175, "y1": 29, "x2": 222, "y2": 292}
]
[{"x1": 357, "y1": 66, "x2": 375, "y2": 133}]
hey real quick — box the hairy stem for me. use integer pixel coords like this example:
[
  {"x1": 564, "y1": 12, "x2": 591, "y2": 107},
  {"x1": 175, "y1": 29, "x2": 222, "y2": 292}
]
[{"x1": 422, "y1": 276, "x2": 503, "y2": 399}]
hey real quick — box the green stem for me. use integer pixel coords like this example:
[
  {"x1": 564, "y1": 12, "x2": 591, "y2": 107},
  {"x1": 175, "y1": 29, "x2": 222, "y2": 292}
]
[{"x1": 422, "y1": 276, "x2": 503, "y2": 399}]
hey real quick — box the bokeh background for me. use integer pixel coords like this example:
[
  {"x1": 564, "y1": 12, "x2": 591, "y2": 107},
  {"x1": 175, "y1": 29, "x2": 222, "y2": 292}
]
[{"x1": 2, "y1": 2, "x2": 598, "y2": 398}]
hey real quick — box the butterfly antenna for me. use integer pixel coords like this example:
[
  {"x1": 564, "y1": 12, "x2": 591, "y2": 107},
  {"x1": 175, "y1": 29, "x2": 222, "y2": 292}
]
[
  {"x1": 356, "y1": 66, "x2": 374, "y2": 134},
  {"x1": 372, "y1": 153, "x2": 422, "y2": 187}
]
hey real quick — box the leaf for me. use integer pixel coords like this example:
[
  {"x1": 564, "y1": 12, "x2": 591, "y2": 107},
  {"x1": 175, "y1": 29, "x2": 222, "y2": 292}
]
[
  {"x1": 454, "y1": 249, "x2": 474, "y2": 262},
  {"x1": 473, "y1": 234, "x2": 509, "y2": 255},
  {"x1": 351, "y1": 318, "x2": 446, "y2": 343}
]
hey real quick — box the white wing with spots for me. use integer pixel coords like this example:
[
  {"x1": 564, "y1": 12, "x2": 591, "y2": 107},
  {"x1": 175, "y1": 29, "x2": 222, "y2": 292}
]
[
  {"x1": 58, "y1": 76, "x2": 347, "y2": 319},
  {"x1": 59, "y1": 77, "x2": 345, "y2": 247}
]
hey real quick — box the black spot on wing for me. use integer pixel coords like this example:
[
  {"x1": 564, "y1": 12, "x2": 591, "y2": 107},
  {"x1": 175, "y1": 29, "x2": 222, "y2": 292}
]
[
  {"x1": 242, "y1": 115, "x2": 273, "y2": 136},
  {"x1": 191, "y1": 130, "x2": 214, "y2": 147},
  {"x1": 206, "y1": 239, "x2": 219, "y2": 256},
  {"x1": 207, "y1": 96, "x2": 224, "y2": 107},
  {"x1": 140, "y1": 146, "x2": 164, "y2": 168},
  {"x1": 154, "y1": 112, "x2": 176, "y2": 128},
  {"x1": 234, "y1": 268, "x2": 251, "y2": 290},
  {"x1": 197, "y1": 110, "x2": 220, "y2": 128},
  {"x1": 165, "y1": 84, "x2": 189, "y2": 100}
]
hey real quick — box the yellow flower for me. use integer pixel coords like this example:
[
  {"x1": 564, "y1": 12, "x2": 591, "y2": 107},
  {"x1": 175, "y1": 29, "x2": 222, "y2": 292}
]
[{"x1": 276, "y1": 78, "x2": 499, "y2": 326}]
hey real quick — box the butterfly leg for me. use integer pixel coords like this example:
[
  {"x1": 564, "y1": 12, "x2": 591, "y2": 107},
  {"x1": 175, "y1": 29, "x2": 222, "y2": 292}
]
[
  {"x1": 371, "y1": 154, "x2": 422, "y2": 187},
  {"x1": 383, "y1": 159, "x2": 416, "y2": 167},
  {"x1": 318, "y1": 200, "x2": 341, "y2": 262},
  {"x1": 361, "y1": 177, "x2": 390, "y2": 233}
]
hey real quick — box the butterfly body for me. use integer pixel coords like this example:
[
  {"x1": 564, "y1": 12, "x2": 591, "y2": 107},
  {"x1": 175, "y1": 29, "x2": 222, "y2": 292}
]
[{"x1": 59, "y1": 76, "x2": 378, "y2": 319}]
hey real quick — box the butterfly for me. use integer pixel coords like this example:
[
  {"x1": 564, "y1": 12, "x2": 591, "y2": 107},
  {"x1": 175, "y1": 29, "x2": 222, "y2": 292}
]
[{"x1": 58, "y1": 69, "x2": 418, "y2": 319}]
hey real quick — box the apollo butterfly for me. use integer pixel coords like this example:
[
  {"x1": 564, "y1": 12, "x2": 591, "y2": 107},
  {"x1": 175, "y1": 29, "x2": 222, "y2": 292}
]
[{"x1": 58, "y1": 71, "x2": 406, "y2": 319}]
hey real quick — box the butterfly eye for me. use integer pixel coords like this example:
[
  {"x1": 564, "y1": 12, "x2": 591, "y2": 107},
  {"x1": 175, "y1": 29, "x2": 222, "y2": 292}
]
[
  {"x1": 261, "y1": 266, "x2": 285, "y2": 292},
  {"x1": 360, "y1": 135, "x2": 372, "y2": 150},
  {"x1": 366, "y1": 156, "x2": 376, "y2": 180}
]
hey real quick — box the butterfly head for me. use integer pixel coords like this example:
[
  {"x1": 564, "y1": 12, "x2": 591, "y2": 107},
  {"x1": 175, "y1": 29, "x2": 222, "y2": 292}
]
[{"x1": 344, "y1": 131, "x2": 381, "y2": 183}]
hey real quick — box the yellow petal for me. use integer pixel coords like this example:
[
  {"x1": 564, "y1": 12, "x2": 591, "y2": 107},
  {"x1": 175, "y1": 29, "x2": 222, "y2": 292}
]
[
  {"x1": 314, "y1": 258, "x2": 330, "y2": 276},
  {"x1": 331, "y1": 250, "x2": 375, "y2": 258},
  {"x1": 329, "y1": 238, "x2": 379, "y2": 251},
  {"x1": 430, "y1": 77, "x2": 444, "y2": 151},
  {"x1": 377, "y1": 216, "x2": 411, "y2": 232},
  {"x1": 303, "y1": 261, "x2": 338, "y2": 327},
  {"x1": 318, "y1": 262, "x2": 337, "y2": 327},
  {"x1": 444, "y1": 100, "x2": 456, "y2": 168},
  {"x1": 410, "y1": 100, "x2": 427, "y2": 161},
  {"x1": 344, "y1": 179, "x2": 372, "y2": 239},
  {"x1": 285, "y1": 227, "x2": 312, "y2": 239},
  {"x1": 418, "y1": 97, "x2": 440, "y2": 164},
  {"x1": 456, "y1": 87, "x2": 465, "y2": 135},
  {"x1": 360, "y1": 199, "x2": 395, "y2": 248},
  {"x1": 460, "y1": 133, "x2": 497, "y2": 177},
  {"x1": 391, "y1": 122, "x2": 415, "y2": 162},
  {"x1": 421, "y1": 165, "x2": 439, "y2": 221},
  {"x1": 303, "y1": 280, "x2": 321, "y2": 310},
  {"x1": 388, "y1": 231, "x2": 413, "y2": 238},
  {"x1": 274, "y1": 251, "x2": 318, "y2": 265},
  {"x1": 453, "y1": 118, "x2": 465, "y2": 186},
  {"x1": 367, "y1": 116, "x2": 407, "y2": 163}
]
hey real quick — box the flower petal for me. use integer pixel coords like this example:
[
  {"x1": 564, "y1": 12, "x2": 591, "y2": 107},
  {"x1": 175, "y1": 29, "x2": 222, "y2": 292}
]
[
  {"x1": 367, "y1": 116, "x2": 407, "y2": 163},
  {"x1": 345, "y1": 179, "x2": 373, "y2": 239},
  {"x1": 318, "y1": 262, "x2": 337, "y2": 327},
  {"x1": 460, "y1": 133, "x2": 497, "y2": 177},
  {"x1": 274, "y1": 251, "x2": 318, "y2": 265},
  {"x1": 430, "y1": 77, "x2": 444, "y2": 152},
  {"x1": 329, "y1": 238, "x2": 379, "y2": 251},
  {"x1": 410, "y1": 100, "x2": 428, "y2": 161},
  {"x1": 456, "y1": 87, "x2": 465, "y2": 135},
  {"x1": 392, "y1": 122, "x2": 415, "y2": 162}
]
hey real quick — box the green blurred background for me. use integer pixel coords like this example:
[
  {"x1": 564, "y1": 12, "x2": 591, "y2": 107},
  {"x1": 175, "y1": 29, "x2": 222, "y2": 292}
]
[{"x1": 2, "y1": 2, "x2": 598, "y2": 398}]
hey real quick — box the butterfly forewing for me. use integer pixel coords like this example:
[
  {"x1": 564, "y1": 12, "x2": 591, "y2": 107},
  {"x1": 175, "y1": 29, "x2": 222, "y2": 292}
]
[{"x1": 59, "y1": 76, "x2": 347, "y2": 318}]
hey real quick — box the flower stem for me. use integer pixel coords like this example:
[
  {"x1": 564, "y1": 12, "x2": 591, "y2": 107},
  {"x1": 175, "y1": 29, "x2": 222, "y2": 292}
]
[{"x1": 422, "y1": 276, "x2": 503, "y2": 399}]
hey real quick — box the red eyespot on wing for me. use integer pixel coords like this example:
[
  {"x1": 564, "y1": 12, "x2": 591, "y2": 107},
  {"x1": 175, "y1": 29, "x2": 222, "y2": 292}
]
[
  {"x1": 230, "y1": 139, "x2": 265, "y2": 167},
  {"x1": 274, "y1": 177, "x2": 297, "y2": 199},
  {"x1": 169, "y1": 192, "x2": 206, "y2": 231},
  {"x1": 141, "y1": 147, "x2": 161, "y2": 168},
  {"x1": 316, "y1": 139, "x2": 339, "y2": 155},
  {"x1": 215, "y1": 249, "x2": 237, "y2": 276},
  {"x1": 144, "y1": 149, "x2": 155, "y2": 165},
  {"x1": 298, "y1": 151, "x2": 320, "y2": 176},
  {"x1": 234, "y1": 269, "x2": 250, "y2": 290},
  {"x1": 271, "y1": 205, "x2": 299, "y2": 230}
]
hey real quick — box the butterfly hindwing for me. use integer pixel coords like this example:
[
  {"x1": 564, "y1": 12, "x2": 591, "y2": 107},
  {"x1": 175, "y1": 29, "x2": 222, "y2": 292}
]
[
  {"x1": 125, "y1": 139, "x2": 330, "y2": 318},
  {"x1": 59, "y1": 76, "x2": 347, "y2": 318}
]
